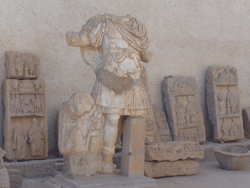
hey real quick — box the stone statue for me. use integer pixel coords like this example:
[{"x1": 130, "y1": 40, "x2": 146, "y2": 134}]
[
  {"x1": 230, "y1": 118, "x2": 239, "y2": 137},
  {"x1": 12, "y1": 125, "x2": 27, "y2": 159},
  {"x1": 66, "y1": 14, "x2": 152, "y2": 174},
  {"x1": 221, "y1": 118, "x2": 229, "y2": 137},
  {"x1": 186, "y1": 96, "x2": 199, "y2": 125},
  {"x1": 28, "y1": 118, "x2": 45, "y2": 157},
  {"x1": 175, "y1": 97, "x2": 186, "y2": 126},
  {"x1": 217, "y1": 92, "x2": 226, "y2": 114}
]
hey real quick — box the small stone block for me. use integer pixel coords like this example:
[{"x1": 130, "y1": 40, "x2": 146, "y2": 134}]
[
  {"x1": 121, "y1": 153, "x2": 145, "y2": 177},
  {"x1": 8, "y1": 169, "x2": 22, "y2": 188},
  {"x1": 145, "y1": 141, "x2": 204, "y2": 162},
  {"x1": 144, "y1": 160, "x2": 199, "y2": 178}
]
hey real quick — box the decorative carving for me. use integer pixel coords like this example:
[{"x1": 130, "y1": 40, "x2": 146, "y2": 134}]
[
  {"x1": 5, "y1": 51, "x2": 40, "y2": 79},
  {"x1": 162, "y1": 76, "x2": 206, "y2": 143},
  {"x1": 206, "y1": 66, "x2": 244, "y2": 142},
  {"x1": 64, "y1": 13, "x2": 153, "y2": 176},
  {"x1": 145, "y1": 141, "x2": 204, "y2": 162},
  {"x1": 28, "y1": 118, "x2": 45, "y2": 157},
  {"x1": 3, "y1": 52, "x2": 47, "y2": 160}
]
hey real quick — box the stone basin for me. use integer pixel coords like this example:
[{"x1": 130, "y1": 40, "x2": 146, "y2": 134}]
[{"x1": 213, "y1": 146, "x2": 250, "y2": 170}]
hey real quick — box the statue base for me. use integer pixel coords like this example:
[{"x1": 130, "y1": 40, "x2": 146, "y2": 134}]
[{"x1": 44, "y1": 172, "x2": 157, "y2": 188}]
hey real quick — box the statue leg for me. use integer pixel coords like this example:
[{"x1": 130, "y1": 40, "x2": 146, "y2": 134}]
[{"x1": 101, "y1": 114, "x2": 120, "y2": 173}]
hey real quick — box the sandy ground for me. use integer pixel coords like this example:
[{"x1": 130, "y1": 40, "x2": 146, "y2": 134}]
[{"x1": 21, "y1": 161, "x2": 250, "y2": 188}]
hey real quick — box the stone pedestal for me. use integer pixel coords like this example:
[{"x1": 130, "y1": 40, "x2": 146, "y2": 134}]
[{"x1": 121, "y1": 117, "x2": 145, "y2": 177}]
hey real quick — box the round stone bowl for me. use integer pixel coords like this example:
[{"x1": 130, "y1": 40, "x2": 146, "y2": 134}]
[{"x1": 213, "y1": 146, "x2": 250, "y2": 170}]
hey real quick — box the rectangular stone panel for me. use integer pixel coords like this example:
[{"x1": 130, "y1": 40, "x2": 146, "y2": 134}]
[
  {"x1": 162, "y1": 76, "x2": 206, "y2": 143},
  {"x1": 3, "y1": 79, "x2": 48, "y2": 160},
  {"x1": 144, "y1": 160, "x2": 199, "y2": 178},
  {"x1": 145, "y1": 141, "x2": 204, "y2": 162},
  {"x1": 206, "y1": 66, "x2": 244, "y2": 142},
  {"x1": 5, "y1": 51, "x2": 40, "y2": 79}
]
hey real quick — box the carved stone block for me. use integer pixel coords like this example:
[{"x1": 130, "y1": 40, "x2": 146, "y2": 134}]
[
  {"x1": 5, "y1": 51, "x2": 40, "y2": 79},
  {"x1": 162, "y1": 76, "x2": 206, "y2": 142},
  {"x1": 121, "y1": 117, "x2": 145, "y2": 177},
  {"x1": 242, "y1": 108, "x2": 250, "y2": 139},
  {"x1": 206, "y1": 66, "x2": 244, "y2": 142},
  {"x1": 145, "y1": 141, "x2": 204, "y2": 162},
  {"x1": 144, "y1": 160, "x2": 199, "y2": 178},
  {"x1": 3, "y1": 79, "x2": 48, "y2": 160}
]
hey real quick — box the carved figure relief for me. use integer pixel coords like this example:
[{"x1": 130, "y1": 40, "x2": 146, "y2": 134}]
[
  {"x1": 28, "y1": 118, "x2": 45, "y2": 157},
  {"x1": 3, "y1": 52, "x2": 47, "y2": 160},
  {"x1": 12, "y1": 125, "x2": 27, "y2": 159},
  {"x1": 206, "y1": 66, "x2": 244, "y2": 142},
  {"x1": 5, "y1": 51, "x2": 40, "y2": 79},
  {"x1": 162, "y1": 76, "x2": 206, "y2": 143}
]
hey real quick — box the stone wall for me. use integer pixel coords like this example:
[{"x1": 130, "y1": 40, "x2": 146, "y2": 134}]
[{"x1": 1, "y1": 0, "x2": 250, "y2": 152}]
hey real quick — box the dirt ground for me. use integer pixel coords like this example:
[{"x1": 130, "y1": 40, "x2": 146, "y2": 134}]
[{"x1": 21, "y1": 161, "x2": 250, "y2": 188}]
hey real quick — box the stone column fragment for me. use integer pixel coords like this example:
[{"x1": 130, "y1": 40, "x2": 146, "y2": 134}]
[
  {"x1": 206, "y1": 66, "x2": 244, "y2": 142},
  {"x1": 121, "y1": 117, "x2": 145, "y2": 177}
]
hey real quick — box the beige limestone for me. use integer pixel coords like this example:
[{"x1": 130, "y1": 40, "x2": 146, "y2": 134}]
[
  {"x1": 162, "y1": 76, "x2": 206, "y2": 143},
  {"x1": 213, "y1": 146, "x2": 250, "y2": 170},
  {"x1": 5, "y1": 51, "x2": 40, "y2": 79},
  {"x1": 144, "y1": 160, "x2": 199, "y2": 178},
  {"x1": 0, "y1": 148, "x2": 10, "y2": 188},
  {"x1": 7, "y1": 169, "x2": 22, "y2": 188},
  {"x1": 3, "y1": 78, "x2": 48, "y2": 160},
  {"x1": 206, "y1": 66, "x2": 244, "y2": 142},
  {"x1": 65, "y1": 13, "x2": 152, "y2": 175},
  {"x1": 145, "y1": 141, "x2": 204, "y2": 162},
  {"x1": 121, "y1": 117, "x2": 145, "y2": 177},
  {"x1": 242, "y1": 108, "x2": 250, "y2": 139}
]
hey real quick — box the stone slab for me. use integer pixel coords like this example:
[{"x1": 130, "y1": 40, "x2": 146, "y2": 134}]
[
  {"x1": 144, "y1": 160, "x2": 199, "y2": 178},
  {"x1": 5, "y1": 51, "x2": 40, "y2": 79},
  {"x1": 44, "y1": 173, "x2": 157, "y2": 188},
  {"x1": 206, "y1": 66, "x2": 244, "y2": 142},
  {"x1": 3, "y1": 158, "x2": 63, "y2": 178},
  {"x1": 3, "y1": 79, "x2": 48, "y2": 160},
  {"x1": 145, "y1": 141, "x2": 204, "y2": 162},
  {"x1": 162, "y1": 76, "x2": 206, "y2": 143}
]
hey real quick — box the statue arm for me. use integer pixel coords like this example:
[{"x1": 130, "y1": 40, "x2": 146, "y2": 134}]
[{"x1": 66, "y1": 30, "x2": 91, "y2": 47}]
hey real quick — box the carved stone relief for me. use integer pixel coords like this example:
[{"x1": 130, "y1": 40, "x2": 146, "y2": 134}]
[
  {"x1": 162, "y1": 76, "x2": 206, "y2": 143},
  {"x1": 206, "y1": 66, "x2": 244, "y2": 142},
  {"x1": 5, "y1": 51, "x2": 40, "y2": 79},
  {"x1": 3, "y1": 52, "x2": 47, "y2": 160}
]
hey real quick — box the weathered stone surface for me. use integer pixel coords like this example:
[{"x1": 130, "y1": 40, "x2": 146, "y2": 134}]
[
  {"x1": 213, "y1": 146, "x2": 250, "y2": 170},
  {"x1": 162, "y1": 76, "x2": 206, "y2": 143},
  {"x1": 0, "y1": 167, "x2": 10, "y2": 188},
  {"x1": 144, "y1": 160, "x2": 199, "y2": 178},
  {"x1": 121, "y1": 117, "x2": 145, "y2": 177},
  {"x1": 7, "y1": 169, "x2": 22, "y2": 188},
  {"x1": 58, "y1": 92, "x2": 104, "y2": 176},
  {"x1": 5, "y1": 51, "x2": 40, "y2": 79},
  {"x1": 145, "y1": 141, "x2": 204, "y2": 162},
  {"x1": 44, "y1": 173, "x2": 157, "y2": 188},
  {"x1": 243, "y1": 108, "x2": 250, "y2": 139},
  {"x1": 0, "y1": 148, "x2": 10, "y2": 188},
  {"x1": 206, "y1": 66, "x2": 244, "y2": 142},
  {"x1": 2, "y1": 79, "x2": 48, "y2": 160}
]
